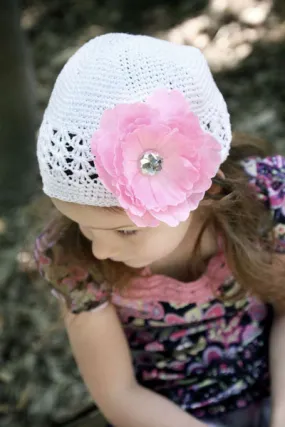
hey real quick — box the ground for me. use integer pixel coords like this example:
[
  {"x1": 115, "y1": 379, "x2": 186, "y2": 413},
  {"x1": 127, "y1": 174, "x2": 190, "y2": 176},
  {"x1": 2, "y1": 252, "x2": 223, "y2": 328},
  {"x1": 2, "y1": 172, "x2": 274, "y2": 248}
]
[{"x1": 1, "y1": 1, "x2": 285, "y2": 426}]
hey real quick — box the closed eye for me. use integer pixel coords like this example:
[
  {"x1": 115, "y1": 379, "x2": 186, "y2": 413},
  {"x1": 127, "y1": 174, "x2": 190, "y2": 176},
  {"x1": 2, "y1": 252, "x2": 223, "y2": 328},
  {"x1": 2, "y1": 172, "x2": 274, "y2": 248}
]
[{"x1": 117, "y1": 229, "x2": 138, "y2": 236}]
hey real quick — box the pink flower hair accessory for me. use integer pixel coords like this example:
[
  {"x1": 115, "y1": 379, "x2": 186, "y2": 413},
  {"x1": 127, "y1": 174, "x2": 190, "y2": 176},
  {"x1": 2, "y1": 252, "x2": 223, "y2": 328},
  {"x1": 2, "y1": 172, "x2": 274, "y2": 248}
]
[{"x1": 91, "y1": 89, "x2": 222, "y2": 227}]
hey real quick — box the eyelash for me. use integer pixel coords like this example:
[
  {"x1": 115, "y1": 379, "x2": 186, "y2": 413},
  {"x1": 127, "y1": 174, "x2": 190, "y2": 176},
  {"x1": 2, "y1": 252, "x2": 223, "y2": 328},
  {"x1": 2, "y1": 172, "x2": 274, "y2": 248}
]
[{"x1": 117, "y1": 230, "x2": 138, "y2": 236}]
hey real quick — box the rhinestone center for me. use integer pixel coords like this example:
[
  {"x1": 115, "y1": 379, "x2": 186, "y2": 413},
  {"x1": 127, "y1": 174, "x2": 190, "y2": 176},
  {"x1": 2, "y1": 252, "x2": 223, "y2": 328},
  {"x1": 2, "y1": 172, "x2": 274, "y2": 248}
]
[{"x1": 139, "y1": 151, "x2": 163, "y2": 176}]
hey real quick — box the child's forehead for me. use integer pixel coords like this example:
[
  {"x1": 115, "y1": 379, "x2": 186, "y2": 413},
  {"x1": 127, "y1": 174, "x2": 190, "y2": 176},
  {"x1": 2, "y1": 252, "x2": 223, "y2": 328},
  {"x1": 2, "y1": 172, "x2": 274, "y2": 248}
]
[{"x1": 51, "y1": 198, "x2": 134, "y2": 229}]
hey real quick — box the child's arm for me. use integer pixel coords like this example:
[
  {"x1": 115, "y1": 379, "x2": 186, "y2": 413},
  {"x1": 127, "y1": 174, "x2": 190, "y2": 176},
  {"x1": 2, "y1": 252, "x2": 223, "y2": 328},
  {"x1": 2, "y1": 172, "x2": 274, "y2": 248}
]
[
  {"x1": 270, "y1": 311, "x2": 285, "y2": 427},
  {"x1": 63, "y1": 303, "x2": 206, "y2": 427}
]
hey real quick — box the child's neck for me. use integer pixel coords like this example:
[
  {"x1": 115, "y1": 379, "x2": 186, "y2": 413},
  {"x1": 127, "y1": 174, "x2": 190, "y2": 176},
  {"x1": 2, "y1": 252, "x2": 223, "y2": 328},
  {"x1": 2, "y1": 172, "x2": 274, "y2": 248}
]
[{"x1": 150, "y1": 218, "x2": 218, "y2": 282}]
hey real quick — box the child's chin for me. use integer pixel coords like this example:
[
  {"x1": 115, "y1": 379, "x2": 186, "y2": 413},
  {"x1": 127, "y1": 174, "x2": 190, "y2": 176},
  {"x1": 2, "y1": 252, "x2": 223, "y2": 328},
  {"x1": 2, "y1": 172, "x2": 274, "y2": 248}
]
[{"x1": 124, "y1": 260, "x2": 148, "y2": 269}]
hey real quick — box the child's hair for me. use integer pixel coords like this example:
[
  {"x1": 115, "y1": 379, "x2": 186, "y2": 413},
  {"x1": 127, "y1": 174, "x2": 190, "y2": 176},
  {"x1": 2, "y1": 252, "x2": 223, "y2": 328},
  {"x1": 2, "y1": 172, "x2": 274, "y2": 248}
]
[{"x1": 37, "y1": 133, "x2": 285, "y2": 313}]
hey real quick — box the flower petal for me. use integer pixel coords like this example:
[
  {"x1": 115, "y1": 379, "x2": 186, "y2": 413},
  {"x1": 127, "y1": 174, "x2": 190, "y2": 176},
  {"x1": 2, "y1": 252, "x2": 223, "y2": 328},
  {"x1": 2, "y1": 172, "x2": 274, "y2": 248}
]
[
  {"x1": 130, "y1": 173, "x2": 158, "y2": 209},
  {"x1": 148, "y1": 89, "x2": 190, "y2": 120},
  {"x1": 91, "y1": 88, "x2": 224, "y2": 228},
  {"x1": 91, "y1": 131, "x2": 118, "y2": 177},
  {"x1": 186, "y1": 192, "x2": 205, "y2": 209},
  {"x1": 148, "y1": 171, "x2": 189, "y2": 207},
  {"x1": 163, "y1": 156, "x2": 198, "y2": 192},
  {"x1": 117, "y1": 185, "x2": 145, "y2": 216},
  {"x1": 151, "y1": 200, "x2": 190, "y2": 226},
  {"x1": 127, "y1": 210, "x2": 160, "y2": 227}
]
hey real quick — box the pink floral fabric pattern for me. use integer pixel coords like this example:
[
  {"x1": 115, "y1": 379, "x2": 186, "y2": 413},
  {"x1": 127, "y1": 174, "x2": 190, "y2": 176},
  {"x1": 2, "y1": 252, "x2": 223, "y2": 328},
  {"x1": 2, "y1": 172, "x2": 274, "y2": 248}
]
[
  {"x1": 91, "y1": 89, "x2": 222, "y2": 227},
  {"x1": 242, "y1": 155, "x2": 285, "y2": 252},
  {"x1": 35, "y1": 156, "x2": 285, "y2": 420}
]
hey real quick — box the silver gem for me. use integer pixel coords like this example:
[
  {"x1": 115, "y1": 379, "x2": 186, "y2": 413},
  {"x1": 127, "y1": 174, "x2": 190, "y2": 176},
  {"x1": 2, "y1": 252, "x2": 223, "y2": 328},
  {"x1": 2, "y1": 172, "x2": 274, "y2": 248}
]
[{"x1": 139, "y1": 151, "x2": 163, "y2": 176}]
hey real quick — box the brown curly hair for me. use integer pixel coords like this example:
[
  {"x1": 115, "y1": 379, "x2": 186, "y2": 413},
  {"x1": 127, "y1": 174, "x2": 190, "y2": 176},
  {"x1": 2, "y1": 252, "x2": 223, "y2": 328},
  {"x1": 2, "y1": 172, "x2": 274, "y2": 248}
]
[{"x1": 36, "y1": 133, "x2": 285, "y2": 313}]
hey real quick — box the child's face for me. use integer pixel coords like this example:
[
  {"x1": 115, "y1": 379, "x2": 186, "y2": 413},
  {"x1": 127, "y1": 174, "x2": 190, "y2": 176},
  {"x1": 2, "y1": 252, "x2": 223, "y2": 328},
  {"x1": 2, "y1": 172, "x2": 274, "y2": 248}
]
[{"x1": 52, "y1": 198, "x2": 193, "y2": 269}]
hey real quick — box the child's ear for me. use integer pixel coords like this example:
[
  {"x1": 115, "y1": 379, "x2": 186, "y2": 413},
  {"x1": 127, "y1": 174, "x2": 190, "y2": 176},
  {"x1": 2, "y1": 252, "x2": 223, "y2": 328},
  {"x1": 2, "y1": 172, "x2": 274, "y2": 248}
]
[
  {"x1": 217, "y1": 170, "x2": 225, "y2": 180},
  {"x1": 207, "y1": 169, "x2": 225, "y2": 196}
]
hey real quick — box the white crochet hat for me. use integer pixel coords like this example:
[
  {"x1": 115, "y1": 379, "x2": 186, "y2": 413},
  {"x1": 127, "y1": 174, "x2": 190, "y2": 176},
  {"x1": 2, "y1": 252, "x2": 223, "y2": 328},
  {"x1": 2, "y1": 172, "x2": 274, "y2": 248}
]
[{"x1": 37, "y1": 33, "x2": 231, "y2": 207}]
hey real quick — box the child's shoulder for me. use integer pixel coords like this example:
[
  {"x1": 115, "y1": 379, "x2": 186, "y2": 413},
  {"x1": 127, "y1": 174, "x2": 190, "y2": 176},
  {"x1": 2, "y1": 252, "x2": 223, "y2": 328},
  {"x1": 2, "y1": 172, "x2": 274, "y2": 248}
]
[
  {"x1": 242, "y1": 154, "x2": 285, "y2": 179},
  {"x1": 241, "y1": 155, "x2": 285, "y2": 207},
  {"x1": 242, "y1": 155, "x2": 285, "y2": 251},
  {"x1": 34, "y1": 219, "x2": 109, "y2": 314}
]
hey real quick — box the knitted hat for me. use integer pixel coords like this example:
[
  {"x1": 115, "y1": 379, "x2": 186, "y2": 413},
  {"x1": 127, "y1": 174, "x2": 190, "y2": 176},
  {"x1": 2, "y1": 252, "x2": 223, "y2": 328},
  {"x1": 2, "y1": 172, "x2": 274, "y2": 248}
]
[{"x1": 37, "y1": 33, "x2": 231, "y2": 226}]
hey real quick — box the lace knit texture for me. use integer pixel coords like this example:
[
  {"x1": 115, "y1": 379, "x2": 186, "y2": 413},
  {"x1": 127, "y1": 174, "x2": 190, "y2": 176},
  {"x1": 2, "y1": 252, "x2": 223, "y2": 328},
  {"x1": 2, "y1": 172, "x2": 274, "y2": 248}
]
[{"x1": 37, "y1": 33, "x2": 231, "y2": 206}]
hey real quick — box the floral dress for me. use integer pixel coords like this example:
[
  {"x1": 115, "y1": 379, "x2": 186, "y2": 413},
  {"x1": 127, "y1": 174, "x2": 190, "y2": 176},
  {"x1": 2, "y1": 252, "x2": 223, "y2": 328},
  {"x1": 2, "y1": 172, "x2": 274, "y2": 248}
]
[{"x1": 35, "y1": 156, "x2": 285, "y2": 421}]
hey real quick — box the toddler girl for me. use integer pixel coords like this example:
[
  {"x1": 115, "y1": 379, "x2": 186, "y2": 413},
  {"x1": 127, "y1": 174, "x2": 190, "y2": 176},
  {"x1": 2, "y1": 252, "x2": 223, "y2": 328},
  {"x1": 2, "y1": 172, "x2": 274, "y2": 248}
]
[{"x1": 35, "y1": 33, "x2": 285, "y2": 427}]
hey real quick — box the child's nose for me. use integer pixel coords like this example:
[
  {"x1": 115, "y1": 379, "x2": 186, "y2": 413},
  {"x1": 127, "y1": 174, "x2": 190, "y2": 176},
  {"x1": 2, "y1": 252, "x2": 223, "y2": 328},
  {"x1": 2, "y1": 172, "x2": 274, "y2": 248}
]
[{"x1": 91, "y1": 241, "x2": 119, "y2": 261}]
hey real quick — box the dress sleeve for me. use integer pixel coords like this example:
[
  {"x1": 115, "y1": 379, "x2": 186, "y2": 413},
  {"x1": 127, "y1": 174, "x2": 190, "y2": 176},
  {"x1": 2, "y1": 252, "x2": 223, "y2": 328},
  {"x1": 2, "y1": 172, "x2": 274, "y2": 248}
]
[
  {"x1": 34, "y1": 221, "x2": 110, "y2": 314},
  {"x1": 242, "y1": 155, "x2": 285, "y2": 253}
]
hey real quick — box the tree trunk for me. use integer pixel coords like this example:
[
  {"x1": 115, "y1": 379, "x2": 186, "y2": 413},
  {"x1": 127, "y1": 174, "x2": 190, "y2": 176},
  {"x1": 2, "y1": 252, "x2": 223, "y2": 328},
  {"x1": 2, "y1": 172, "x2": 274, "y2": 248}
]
[{"x1": 0, "y1": 0, "x2": 37, "y2": 214}]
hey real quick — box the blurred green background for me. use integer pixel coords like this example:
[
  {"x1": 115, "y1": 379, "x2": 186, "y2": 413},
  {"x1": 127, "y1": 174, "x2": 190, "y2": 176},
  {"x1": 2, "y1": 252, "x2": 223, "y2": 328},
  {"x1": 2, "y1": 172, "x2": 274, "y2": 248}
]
[{"x1": 0, "y1": 0, "x2": 284, "y2": 426}]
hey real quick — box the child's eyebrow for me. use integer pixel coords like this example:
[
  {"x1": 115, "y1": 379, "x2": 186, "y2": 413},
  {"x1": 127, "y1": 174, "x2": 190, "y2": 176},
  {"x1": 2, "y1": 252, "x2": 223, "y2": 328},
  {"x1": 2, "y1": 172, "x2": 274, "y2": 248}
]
[{"x1": 88, "y1": 225, "x2": 135, "y2": 230}]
